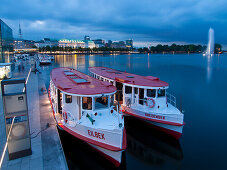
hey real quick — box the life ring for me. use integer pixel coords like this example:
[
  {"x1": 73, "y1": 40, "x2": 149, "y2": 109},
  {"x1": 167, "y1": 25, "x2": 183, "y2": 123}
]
[
  {"x1": 146, "y1": 98, "x2": 155, "y2": 108},
  {"x1": 63, "y1": 112, "x2": 68, "y2": 123}
]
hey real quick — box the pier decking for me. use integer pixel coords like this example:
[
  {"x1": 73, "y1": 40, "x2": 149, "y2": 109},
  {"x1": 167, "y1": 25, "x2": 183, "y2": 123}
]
[{"x1": 0, "y1": 68, "x2": 68, "y2": 170}]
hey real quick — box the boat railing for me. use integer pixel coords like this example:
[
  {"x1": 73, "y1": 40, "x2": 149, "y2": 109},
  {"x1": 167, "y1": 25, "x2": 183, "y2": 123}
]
[{"x1": 166, "y1": 92, "x2": 176, "y2": 107}]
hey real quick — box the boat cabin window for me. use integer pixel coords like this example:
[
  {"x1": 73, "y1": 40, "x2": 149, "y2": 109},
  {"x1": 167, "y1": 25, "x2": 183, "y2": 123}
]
[
  {"x1": 135, "y1": 87, "x2": 138, "y2": 94},
  {"x1": 147, "y1": 89, "x2": 156, "y2": 98},
  {"x1": 125, "y1": 86, "x2": 132, "y2": 94},
  {"x1": 65, "y1": 94, "x2": 72, "y2": 103},
  {"x1": 110, "y1": 94, "x2": 114, "y2": 107},
  {"x1": 158, "y1": 89, "x2": 165, "y2": 97},
  {"x1": 82, "y1": 97, "x2": 92, "y2": 110},
  {"x1": 95, "y1": 96, "x2": 108, "y2": 109}
]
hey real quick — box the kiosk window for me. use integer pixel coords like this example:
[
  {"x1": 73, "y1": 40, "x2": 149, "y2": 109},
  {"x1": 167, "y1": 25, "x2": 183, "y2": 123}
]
[
  {"x1": 125, "y1": 86, "x2": 132, "y2": 94},
  {"x1": 65, "y1": 94, "x2": 72, "y2": 103},
  {"x1": 158, "y1": 89, "x2": 165, "y2": 97},
  {"x1": 147, "y1": 89, "x2": 156, "y2": 98},
  {"x1": 82, "y1": 97, "x2": 92, "y2": 110}
]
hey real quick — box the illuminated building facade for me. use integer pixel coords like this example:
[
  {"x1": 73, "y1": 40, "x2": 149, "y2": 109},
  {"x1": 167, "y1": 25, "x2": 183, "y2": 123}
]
[
  {"x1": 0, "y1": 19, "x2": 13, "y2": 62},
  {"x1": 59, "y1": 39, "x2": 95, "y2": 49},
  {"x1": 34, "y1": 38, "x2": 58, "y2": 48},
  {"x1": 93, "y1": 39, "x2": 105, "y2": 48}
]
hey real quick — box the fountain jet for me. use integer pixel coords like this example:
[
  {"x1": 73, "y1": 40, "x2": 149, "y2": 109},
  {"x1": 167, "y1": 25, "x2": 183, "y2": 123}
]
[{"x1": 205, "y1": 28, "x2": 214, "y2": 56}]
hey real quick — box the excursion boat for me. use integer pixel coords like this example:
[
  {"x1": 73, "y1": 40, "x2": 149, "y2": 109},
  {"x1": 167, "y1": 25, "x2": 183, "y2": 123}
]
[
  {"x1": 39, "y1": 55, "x2": 51, "y2": 65},
  {"x1": 89, "y1": 67, "x2": 184, "y2": 139},
  {"x1": 49, "y1": 67, "x2": 126, "y2": 166}
]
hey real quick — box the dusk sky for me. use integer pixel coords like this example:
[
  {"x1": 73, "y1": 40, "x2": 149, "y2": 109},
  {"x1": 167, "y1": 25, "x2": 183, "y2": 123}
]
[{"x1": 1, "y1": 0, "x2": 227, "y2": 47}]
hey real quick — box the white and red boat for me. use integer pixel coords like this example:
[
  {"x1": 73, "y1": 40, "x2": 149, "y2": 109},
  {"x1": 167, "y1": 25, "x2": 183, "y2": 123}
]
[
  {"x1": 89, "y1": 67, "x2": 184, "y2": 139},
  {"x1": 49, "y1": 67, "x2": 126, "y2": 166}
]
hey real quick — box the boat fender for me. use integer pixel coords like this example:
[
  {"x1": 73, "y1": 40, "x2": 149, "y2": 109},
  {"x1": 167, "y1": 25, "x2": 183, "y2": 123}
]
[
  {"x1": 63, "y1": 111, "x2": 68, "y2": 123},
  {"x1": 146, "y1": 98, "x2": 155, "y2": 108}
]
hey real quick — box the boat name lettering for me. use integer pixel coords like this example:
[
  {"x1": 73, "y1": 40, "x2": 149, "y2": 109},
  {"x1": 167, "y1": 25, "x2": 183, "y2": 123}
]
[
  {"x1": 145, "y1": 113, "x2": 165, "y2": 120},
  {"x1": 88, "y1": 130, "x2": 105, "y2": 140}
]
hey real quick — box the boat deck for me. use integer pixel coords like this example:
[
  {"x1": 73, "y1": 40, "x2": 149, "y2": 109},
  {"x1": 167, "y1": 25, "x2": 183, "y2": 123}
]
[
  {"x1": 89, "y1": 67, "x2": 169, "y2": 87},
  {"x1": 51, "y1": 67, "x2": 116, "y2": 95}
]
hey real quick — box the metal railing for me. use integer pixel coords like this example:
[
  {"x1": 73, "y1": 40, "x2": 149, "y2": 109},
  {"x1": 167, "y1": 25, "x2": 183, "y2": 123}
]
[
  {"x1": 0, "y1": 116, "x2": 15, "y2": 168},
  {"x1": 166, "y1": 92, "x2": 176, "y2": 107}
]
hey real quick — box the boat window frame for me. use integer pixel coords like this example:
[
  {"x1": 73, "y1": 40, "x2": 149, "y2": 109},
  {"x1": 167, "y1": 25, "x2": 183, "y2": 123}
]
[
  {"x1": 94, "y1": 95, "x2": 109, "y2": 110},
  {"x1": 125, "y1": 85, "x2": 132, "y2": 94},
  {"x1": 157, "y1": 89, "x2": 166, "y2": 97},
  {"x1": 147, "y1": 89, "x2": 156, "y2": 98},
  {"x1": 65, "y1": 94, "x2": 72, "y2": 103},
  {"x1": 134, "y1": 87, "x2": 138, "y2": 94},
  {"x1": 110, "y1": 94, "x2": 114, "y2": 107},
  {"x1": 82, "y1": 97, "x2": 93, "y2": 110}
]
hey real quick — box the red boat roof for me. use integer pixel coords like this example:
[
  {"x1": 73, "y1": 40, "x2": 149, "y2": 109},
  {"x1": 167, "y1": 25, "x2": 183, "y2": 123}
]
[
  {"x1": 89, "y1": 67, "x2": 169, "y2": 87},
  {"x1": 50, "y1": 67, "x2": 116, "y2": 95}
]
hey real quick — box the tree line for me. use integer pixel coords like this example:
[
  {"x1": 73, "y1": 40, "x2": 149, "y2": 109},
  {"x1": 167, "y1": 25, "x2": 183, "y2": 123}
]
[
  {"x1": 138, "y1": 43, "x2": 222, "y2": 53},
  {"x1": 38, "y1": 43, "x2": 223, "y2": 54}
]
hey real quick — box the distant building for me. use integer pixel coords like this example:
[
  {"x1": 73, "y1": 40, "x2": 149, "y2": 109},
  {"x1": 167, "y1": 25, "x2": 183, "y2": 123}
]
[
  {"x1": 14, "y1": 39, "x2": 36, "y2": 49},
  {"x1": 93, "y1": 39, "x2": 105, "y2": 48},
  {"x1": 59, "y1": 39, "x2": 95, "y2": 49},
  {"x1": 0, "y1": 19, "x2": 13, "y2": 62},
  {"x1": 59, "y1": 39, "x2": 85, "y2": 48},
  {"x1": 84, "y1": 40, "x2": 95, "y2": 48},
  {"x1": 84, "y1": 35, "x2": 90, "y2": 40},
  {"x1": 35, "y1": 38, "x2": 58, "y2": 48},
  {"x1": 126, "y1": 39, "x2": 133, "y2": 49},
  {"x1": 13, "y1": 24, "x2": 38, "y2": 52},
  {"x1": 111, "y1": 41, "x2": 126, "y2": 48},
  {"x1": 106, "y1": 40, "x2": 112, "y2": 47}
]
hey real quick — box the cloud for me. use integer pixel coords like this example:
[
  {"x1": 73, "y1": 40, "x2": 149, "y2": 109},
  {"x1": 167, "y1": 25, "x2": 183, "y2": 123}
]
[{"x1": 1, "y1": 0, "x2": 227, "y2": 45}]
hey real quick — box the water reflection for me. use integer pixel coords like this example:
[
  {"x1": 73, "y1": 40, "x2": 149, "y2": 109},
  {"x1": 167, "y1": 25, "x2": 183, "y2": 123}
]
[
  {"x1": 205, "y1": 54, "x2": 213, "y2": 83},
  {"x1": 125, "y1": 117, "x2": 183, "y2": 169},
  {"x1": 58, "y1": 129, "x2": 126, "y2": 170}
]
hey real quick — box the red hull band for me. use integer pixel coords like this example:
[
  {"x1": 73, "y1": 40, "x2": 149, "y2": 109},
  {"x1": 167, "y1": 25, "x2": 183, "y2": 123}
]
[
  {"x1": 122, "y1": 109, "x2": 184, "y2": 126},
  {"x1": 122, "y1": 109, "x2": 182, "y2": 139},
  {"x1": 148, "y1": 122, "x2": 182, "y2": 139}
]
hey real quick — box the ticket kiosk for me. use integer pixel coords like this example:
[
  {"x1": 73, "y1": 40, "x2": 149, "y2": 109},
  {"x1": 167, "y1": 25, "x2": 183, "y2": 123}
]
[{"x1": 1, "y1": 78, "x2": 32, "y2": 160}]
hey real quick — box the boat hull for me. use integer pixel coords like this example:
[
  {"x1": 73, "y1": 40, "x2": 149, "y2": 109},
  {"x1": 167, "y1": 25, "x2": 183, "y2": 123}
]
[
  {"x1": 121, "y1": 106, "x2": 183, "y2": 139},
  {"x1": 146, "y1": 121, "x2": 183, "y2": 139},
  {"x1": 48, "y1": 89, "x2": 126, "y2": 166}
]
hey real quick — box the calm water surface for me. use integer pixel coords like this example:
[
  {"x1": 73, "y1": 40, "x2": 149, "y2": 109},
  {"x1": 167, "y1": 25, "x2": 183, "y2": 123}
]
[{"x1": 40, "y1": 53, "x2": 227, "y2": 170}]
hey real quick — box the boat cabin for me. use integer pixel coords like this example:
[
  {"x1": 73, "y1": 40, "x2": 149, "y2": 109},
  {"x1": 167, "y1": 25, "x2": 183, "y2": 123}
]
[
  {"x1": 89, "y1": 67, "x2": 172, "y2": 111},
  {"x1": 50, "y1": 68, "x2": 118, "y2": 126}
]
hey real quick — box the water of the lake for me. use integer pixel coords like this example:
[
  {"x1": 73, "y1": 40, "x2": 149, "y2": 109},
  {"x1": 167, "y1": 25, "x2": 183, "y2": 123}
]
[{"x1": 39, "y1": 53, "x2": 227, "y2": 170}]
